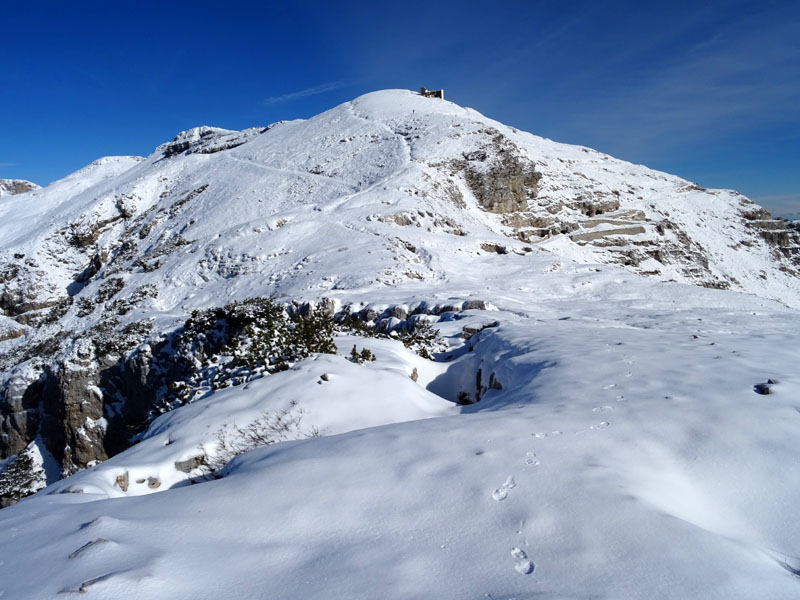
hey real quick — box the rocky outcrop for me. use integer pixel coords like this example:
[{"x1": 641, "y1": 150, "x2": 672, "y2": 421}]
[
  {"x1": 460, "y1": 134, "x2": 543, "y2": 214},
  {"x1": 0, "y1": 179, "x2": 40, "y2": 197},
  {"x1": 740, "y1": 207, "x2": 800, "y2": 262},
  {"x1": 1, "y1": 330, "x2": 159, "y2": 482},
  {"x1": 1, "y1": 364, "x2": 45, "y2": 459},
  {"x1": 40, "y1": 339, "x2": 110, "y2": 474},
  {"x1": 159, "y1": 126, "x2": 266, "y2": 158}
]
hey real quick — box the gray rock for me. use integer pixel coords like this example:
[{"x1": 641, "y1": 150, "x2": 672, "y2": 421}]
[
  {"x1": 174, "y1": 455, "x2": 206, "y2": 473},
  {"x1": 389, "y1": 305, "x2": 408, "y2": 320},
  {"x1": 115, "y1": 471, "x2": 129, "y2": 492},
  {"x1": 754, "y1": 382, "x2": 774, "y2": 395},
  {"x1": 459, "y1": 133, "x2": 542, "y2": 214},
  {"x1": 462, "y1": 300, "x2": 489, "y2": 311}
]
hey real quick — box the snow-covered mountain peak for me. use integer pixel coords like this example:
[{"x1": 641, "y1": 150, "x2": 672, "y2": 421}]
[
  {"x1": 2, "y1": 88, "x2": 796, "y2": 325},
  {"x1": 0, "y1": 86, "x2": 798, "y2": 469},
  {"x1": 1, "y1": 89, "x2": 800, "y2": 599}
]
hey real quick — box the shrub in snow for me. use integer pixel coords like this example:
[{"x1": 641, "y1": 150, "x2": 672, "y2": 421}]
[
  {"x1": 162, "y1": 298, "x2": 337, "y2": 408},
  {"x1": 202, "y1": 404, "x2": 320, "y2": 473},
  {"x1": 290, "y1": 307, "x2": 337, "y2": 356},
  {"x1": 349, "y1": 345, "x2": 376, "y2": 364},
  {"x1": 397, "y1": 319, "x2": 444, "y2": 359},
  {"x1": 96, "y1": 277, "x2": 126, "y2": 303},
  {"x1": 334, "y1": 307, "x2": 443, "y2": 360},
  {"x1": 335, "y1": 309, "x2": 387, "y2": 338},
  {"x1": 0, "y1": 446, "x2": 45, "y2": 507},
  {"x1": 76, "y1": 297, "x2": 95, "y2": 317}
]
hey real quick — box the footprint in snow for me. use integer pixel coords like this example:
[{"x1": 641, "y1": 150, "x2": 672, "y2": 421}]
[
  {"x1": 525, "y1": 452, "x2": 540, "y2": 466},
  {"x1": 511, "y1": 547, "x2": 535, "y2": 574},
  {"x1": 492, "y1": 476, "x2": 516, "y2": 501},
  {"x1": 592, "y1": 406, "x2": 614, "y2": 412},
  {"x1": 602, "y1": 383, "x2": 616, "y2": 390},
  {"x1": 79, "y1": 515, "x2": 124, "y2": 532},
  {"x1": 590, "y1": 421, "x2": 611, "y2": 430},
  {"x1": 532, "y1": 430, "x2": 561, "y2": 439}
]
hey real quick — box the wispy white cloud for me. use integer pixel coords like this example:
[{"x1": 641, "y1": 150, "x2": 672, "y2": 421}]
[
  {"x1": 0, "y1": 162, "x2": 18, "y2": 168},
  {"x1": 566, "y1": 7, "x2": 800, "y2": 157},
  {"x1": 264, "y1": 81, "x2": 346, "y2": 105}
]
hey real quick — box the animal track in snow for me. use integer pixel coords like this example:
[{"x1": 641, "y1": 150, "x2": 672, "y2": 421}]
[
  {"x1": 492, "y1": 476, "x2": 516, "y2": 501},
  {"x1": 602, "y1": 383, "x2": 616, "y2": 390},
  {"x1": 590, "y1": 421, "x2": 611, "y2": 430},
  {"x1": 524, "y1": 452, "x2": 540, "y2": 466},
  {"x1": 532, "y1": 430, "x2": 562, "y2": 439},
  {"x1": 592, "y1": 405, "x2": 614, "y2": 412},
  {"x1": 511, "y1": 547, "x2": 535, "y2": 574}
]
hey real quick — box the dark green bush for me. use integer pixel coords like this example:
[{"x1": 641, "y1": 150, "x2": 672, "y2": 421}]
[
  {"x1": 397, "y1": 319, "x2": 441, "y2": 359},
  {"x1": 166, "y1": 298, "x2": 337, "y2": 406},
  {"x1": 349, "y1": 345, "x2": 376, "y2": 364}
]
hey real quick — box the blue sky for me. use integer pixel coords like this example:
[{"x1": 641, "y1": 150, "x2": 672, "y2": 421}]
[{"x1": 1, "y1": 1, "x2": 798, "y2": 215}]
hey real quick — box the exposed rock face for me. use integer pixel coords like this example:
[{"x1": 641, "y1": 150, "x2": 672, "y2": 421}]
[
  {"x1": 0, "y1": 179, "x2": 40, "y2": 197},
  {"x1": 159, "y1": 126, "x2": 267, "y2": 158},
  {"x1": 459, "y1": 132, "x2": 543, "y2": 214},
  {"x1": 0, "y1": 364, "x2": 44, "y2": 459},
  {"x1": 40, "y1": 339, "x2": 110, "y2": 475},
  {"x1": 740, "y1": 207, "x2": 800, "y2": 261}
]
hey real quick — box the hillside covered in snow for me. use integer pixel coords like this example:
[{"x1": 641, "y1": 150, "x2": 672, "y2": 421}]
[{"x1": 1, "y1": 90, "x2": 799, "y2": 599}]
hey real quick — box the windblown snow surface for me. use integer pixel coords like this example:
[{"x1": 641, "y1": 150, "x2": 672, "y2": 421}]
[{"x1": 1, "y1": 90, "x2": 799, "y2": 599}]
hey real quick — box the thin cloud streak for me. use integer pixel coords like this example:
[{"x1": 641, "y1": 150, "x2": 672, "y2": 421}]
[
  {"x1": 0, "y1": 162, "x2": 18, "y2": 168},
  {"x1": 565, "y1": 8, "x2": 800, "y2": 157},
  {"x1": 264, "y1": 81, "x2": 346, "y2": 104}
]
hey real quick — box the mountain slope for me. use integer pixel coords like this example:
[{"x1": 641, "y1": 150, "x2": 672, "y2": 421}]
[
  {"x1": 1, "y1": 89, "x2": 799, "y2": 599},
  {"x1": 2, "y1": 86, "x2": 799, "y2": 484},
  {"x1": 0, "y1": 90, "x2": 797, "y2": 330}
]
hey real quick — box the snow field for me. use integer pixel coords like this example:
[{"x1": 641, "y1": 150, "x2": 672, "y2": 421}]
[{"x1": 2, "y1": 289, "x2": 799, "y2": 598}]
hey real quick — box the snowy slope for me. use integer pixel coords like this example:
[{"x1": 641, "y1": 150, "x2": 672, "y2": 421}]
[
  {"x1": 1, "y1": 89, "x2": 800, "y2": 599},
  {"x1": 1, "y1": 284, "x2": 799, "y2": 599}
]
